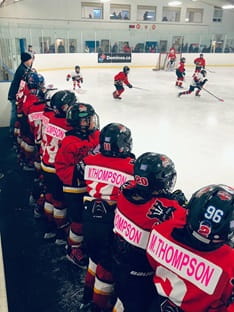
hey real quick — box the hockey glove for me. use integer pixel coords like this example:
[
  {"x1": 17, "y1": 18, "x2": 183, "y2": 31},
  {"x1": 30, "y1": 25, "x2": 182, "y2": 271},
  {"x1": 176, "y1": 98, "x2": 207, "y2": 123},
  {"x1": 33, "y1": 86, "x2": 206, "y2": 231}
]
[
  {"x1": 172, "y1": 189, "x2": 188, "y2": 208},
  {"x1": 128, "y1": 84, "x2": 133, "y2": 88},
  {"x1": 201, "y1": 79, "x2": 208, "y2": 86}
]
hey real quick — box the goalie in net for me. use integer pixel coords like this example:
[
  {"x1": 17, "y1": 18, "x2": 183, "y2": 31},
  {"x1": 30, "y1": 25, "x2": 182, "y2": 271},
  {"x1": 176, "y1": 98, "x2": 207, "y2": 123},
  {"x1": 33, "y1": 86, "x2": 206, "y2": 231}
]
[{"x1": 153, "y1": 50, "x2": 182, "y2": 71}]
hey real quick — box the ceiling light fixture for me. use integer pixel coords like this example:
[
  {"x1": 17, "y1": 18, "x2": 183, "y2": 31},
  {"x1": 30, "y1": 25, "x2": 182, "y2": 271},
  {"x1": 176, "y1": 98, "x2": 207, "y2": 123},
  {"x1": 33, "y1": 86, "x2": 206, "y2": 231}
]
[
  {"x1": 168, "y1": 1, "x2": 182, "y2": 7},
  {"x1": 222, "y1": 5, "x2": 234, "y2": 9}
]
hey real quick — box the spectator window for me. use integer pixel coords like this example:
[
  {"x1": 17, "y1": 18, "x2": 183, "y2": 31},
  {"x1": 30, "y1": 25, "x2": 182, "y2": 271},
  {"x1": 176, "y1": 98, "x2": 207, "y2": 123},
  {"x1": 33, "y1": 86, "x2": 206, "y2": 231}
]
[
  {"x1": 162, "y1": 7, "x2": 181, "y2": 22},
  {"x1": 137, "y1": 5, "x2": 156, "y2": 21},
  {"x1": 110, "y1": 4, "x2": 130, "y2": 20},
  {"x1": 213, "y1": 6, "x2": 223, "y2": 23},
  {"x1": 81, "y1": 2, "x2": 103, "y2": 19},
  {"x1": 185, "y1": 8, "x2": 203, "y2": 23}
]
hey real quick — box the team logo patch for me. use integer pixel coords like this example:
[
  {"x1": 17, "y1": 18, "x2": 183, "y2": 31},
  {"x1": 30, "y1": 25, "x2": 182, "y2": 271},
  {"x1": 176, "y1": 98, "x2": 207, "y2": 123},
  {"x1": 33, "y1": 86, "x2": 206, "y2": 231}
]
[
  {"x1": 197, "y1": 220, "x2": 211, "y2": 237},
  {"x1": 160, "y1": 155, "x2": 171, "y2": 167},
  {"x1": 217, "y1": 190, "x2": 232, "y2": 201},
  {"x1": 195, "y1": 185, "x2": 214, "y2": 198},
  {"x1": 79, "y1": 104, "x2": 87, "y2": 112},
  {"x1": 147, "y1": 200, "x2": 175, "y2": 222},
  {"x1": 103, "y1": 142, "x2": 111, "y2": 151}
]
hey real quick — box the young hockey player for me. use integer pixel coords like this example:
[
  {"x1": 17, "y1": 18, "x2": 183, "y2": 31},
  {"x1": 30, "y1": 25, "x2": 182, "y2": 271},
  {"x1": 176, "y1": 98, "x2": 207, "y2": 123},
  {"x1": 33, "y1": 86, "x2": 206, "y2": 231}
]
[
  {"x1": 194, "y1": 53, "x2": 206, "y2": 72},
  {"x1": 166, "y1": 46, "x2": 177, "y2": 71},
  {"x1": 112, "y1": 152, "x2": 187, "y2": 312},
  {"x1": 66, "y1": 65, "x2": 83, "y2": 90},
  {"x1": 55, "y1": 103, "x2": 100, "y2": 261},
  {"x1": 113, "y1": 66, "x2": 132, "y2": 100},
  {"x1": 178, "y1": 69, "x2": 207, "y2": 97},
  {"x1": 175, "y1": 57, "x2": 186, "y2": 88},
  {"x1": 80, "y1": 123, "x2": 135, "y2": 312},
  {"x1": 40, "y1": 90, "x2": 77, "y2": 241},
  {"x1": 20, "y1": 72, "x2": 46, "y2": 170},
  {"x1": 147, "y1": 184, "x2": 234, "y2": 312}
]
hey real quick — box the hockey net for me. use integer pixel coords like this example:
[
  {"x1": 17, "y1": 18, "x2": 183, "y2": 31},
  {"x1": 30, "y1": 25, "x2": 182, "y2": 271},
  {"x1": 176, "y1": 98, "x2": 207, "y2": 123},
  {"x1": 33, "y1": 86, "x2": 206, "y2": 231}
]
[{"x1": 153, "y1": 53, "x2": 182, "y2": 71}]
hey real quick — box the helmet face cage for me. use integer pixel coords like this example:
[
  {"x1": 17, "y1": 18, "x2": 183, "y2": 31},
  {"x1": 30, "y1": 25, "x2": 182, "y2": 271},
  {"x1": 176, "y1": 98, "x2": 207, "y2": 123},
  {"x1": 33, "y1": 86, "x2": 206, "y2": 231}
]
[
  {"x1": 187, "y1": 184, "x2": 234, "y2": 245},
  {"x1": 75, "y1": 65, "x2": 80, "y2": 72},
  {"x1": 51, "y1": 90, "x2": 77, "y2": 115},
  {"x1": 100, "y1": 123, "x2": 132, "y2": 158},
  {"x1": 134, "y1": 152, "x2": 177, "y2": 194},
  {"x1": 66, "y1": 103, "x2": 99, "y2": 132}
]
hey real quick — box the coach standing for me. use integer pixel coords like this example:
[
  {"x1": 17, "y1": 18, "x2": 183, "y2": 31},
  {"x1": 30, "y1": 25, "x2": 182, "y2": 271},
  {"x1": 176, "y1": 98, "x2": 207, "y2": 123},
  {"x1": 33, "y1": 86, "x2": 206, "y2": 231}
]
[{"x1": 8, "y1": 52, "x2": 33, "y2": 138}]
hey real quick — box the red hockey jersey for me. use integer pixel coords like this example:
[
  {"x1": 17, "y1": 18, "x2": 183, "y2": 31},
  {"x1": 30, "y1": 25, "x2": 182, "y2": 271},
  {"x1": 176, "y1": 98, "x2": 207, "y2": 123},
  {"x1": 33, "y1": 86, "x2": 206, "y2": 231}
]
[
  {"x1": 27, "y1": 101, "x2": 45, "y2": 145},
  {"x1": 16, "y1": 80, "x2": 30, "y2": 114},
  {"x1": 40, "y1": 108, "x2": 54, "y2": 157},
  {"x1": 114, "y1": 182, "x2": 186, "y2": 251},
  {"x1": 114, "y1": 71, "x2": 130, "y2": 86},
  {"x1": 22, "y1": 92, "x2": 39, "y2": 116},
  {"x1": 55, "y1": 130, "x2": 100, "y2": 186},
  {"x1": 146, "y1": 218, "x2": 234, "y2": 312},
  {"x1": 168, "y1": 48, "x2": 176, "y2": 60},
  {"x1": 83, "y1": 153, "x2": 134, "y2": 201},
  {"x1": 177, "y1": 61, "x2": 185, "y2": 74},
  {"x1": 194, "y1": 56, "x2": 206, "y2": 68},
  {"x1": 41, "y1": 114, "x2": 71, "y2": 171}
]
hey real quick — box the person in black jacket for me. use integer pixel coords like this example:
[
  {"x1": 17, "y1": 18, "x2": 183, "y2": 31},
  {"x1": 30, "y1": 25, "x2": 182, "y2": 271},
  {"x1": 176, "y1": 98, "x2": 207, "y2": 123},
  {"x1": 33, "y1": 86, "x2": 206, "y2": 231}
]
[{"x1": 8, "y1": 52, "x2": 33, "y2": 137}]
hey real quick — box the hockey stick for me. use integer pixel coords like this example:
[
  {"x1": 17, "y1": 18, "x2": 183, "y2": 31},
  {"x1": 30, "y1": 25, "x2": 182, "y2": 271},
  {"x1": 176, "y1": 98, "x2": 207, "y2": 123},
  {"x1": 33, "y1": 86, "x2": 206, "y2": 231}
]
[
  {"x1": 206, "y1": 68, "x2": 216, "y2": 74},
  {"x1": 202, "y1": 87, "x2": 224, "y2": 102},
  {"x1": 133, "y1": 86, "x2": 150, "y2": 91}
]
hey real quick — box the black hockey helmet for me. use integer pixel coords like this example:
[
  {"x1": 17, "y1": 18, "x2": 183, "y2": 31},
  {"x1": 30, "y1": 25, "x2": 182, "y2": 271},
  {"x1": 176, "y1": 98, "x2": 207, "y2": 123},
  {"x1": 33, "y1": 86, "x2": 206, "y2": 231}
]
[
  {"x1": 27, "y1": 72, "x2": 45, "y2": 90},
  {"x1": 50, "y1": 90, "x2": 77, "y2": 116},
  {"x1": 200, "y1": 53, "x2": 204, "y2": 57},
  {"x1": 100, "y1": 123, "x2": 132, "y2": 158},
  {"x1": 134, "y1": 152, "x2": 177, "y2": 194},
  {"x1": 186, "y1": 184, "x2": 234, "y2": 247},
  {"x1": 123, "y1": 66, "x2": 130, "y2": 74},
  {"x1": 75, "y1": 65, "x2": 80, "y2": 71},
  {"x1": 180, "y1": 57, "x2": 186, "y2": 63},
  {"x1": 66, "y1": 102, "x2": 99, "y2": 132}
]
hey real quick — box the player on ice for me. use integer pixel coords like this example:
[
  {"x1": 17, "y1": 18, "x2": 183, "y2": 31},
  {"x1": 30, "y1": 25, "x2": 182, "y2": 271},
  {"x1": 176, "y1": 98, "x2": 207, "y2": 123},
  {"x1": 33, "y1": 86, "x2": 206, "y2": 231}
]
[
  {"x1": 113, "y1": 66, "x2": 132, "y2": 100},
  {"x1": 178, "y1": 69, "x2": 208, "y2": 98},
  {"x1": 166, "y1": 46, "x2": 177, "y2": 71},
  {"x1": 66, "y1": 65, "x2": 83, "y2": 90},
  {"x1": 194, "y1": 53, "x2": 206, "y2": 72},
  {"x1": 175, "y1": 57, "x2": 186, "y2": 88}
]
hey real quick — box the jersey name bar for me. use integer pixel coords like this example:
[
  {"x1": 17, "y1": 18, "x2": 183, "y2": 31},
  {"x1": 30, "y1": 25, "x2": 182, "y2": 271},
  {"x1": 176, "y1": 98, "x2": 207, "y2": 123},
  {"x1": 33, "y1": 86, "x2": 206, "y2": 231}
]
[
  {"x1": 85, "y1": 165, "x2": 133, "y2": 187},
  {"x1": 147, "y1": 229, "x2": 223, "y2": 294},
  {"x1": 114, "y1": 209, "x2": 150, "y2": 249},
  {"x1": 28, "y1": 111, "x2": 44, "y2": 122},
  {"x1": 45, "y1": 123, "x2": 66, "y2": 140}
]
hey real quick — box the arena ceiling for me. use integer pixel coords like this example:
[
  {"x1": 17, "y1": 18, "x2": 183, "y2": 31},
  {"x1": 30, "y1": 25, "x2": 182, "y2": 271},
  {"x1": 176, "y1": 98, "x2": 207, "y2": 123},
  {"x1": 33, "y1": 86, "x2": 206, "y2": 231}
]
[{"x1": 0, "y1": 0, "x2": 234, "y2": 9}]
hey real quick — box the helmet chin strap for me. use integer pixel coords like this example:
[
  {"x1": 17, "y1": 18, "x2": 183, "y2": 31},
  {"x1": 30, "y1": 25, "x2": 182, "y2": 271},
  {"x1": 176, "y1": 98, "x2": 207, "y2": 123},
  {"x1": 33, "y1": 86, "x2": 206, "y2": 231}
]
[
  {"x1": 192, "y1": 231, "x2": 211, "y2": 244},
  {"x1": 192, "y1": 230, "x2": 224, "y2": 245}
]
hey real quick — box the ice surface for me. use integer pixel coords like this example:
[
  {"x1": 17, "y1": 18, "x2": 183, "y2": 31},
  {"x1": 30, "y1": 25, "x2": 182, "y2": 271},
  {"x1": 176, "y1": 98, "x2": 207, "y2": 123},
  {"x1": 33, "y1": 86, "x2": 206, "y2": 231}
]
[{"x1": 41, "y1": 67, "x2": 234, "y2": 199}]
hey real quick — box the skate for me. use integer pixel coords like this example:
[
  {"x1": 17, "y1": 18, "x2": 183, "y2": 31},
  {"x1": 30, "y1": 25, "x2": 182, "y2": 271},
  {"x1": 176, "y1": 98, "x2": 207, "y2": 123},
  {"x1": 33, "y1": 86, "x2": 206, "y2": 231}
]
[
  {"x1": 113, "y1": 92, "x2": 121, "y2": 99},
  {"x1": 66, "y1": 246, "x2": 88, "y2": 269}
]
